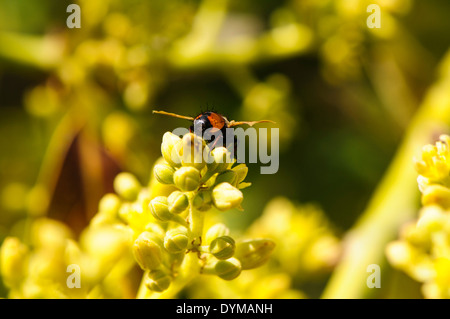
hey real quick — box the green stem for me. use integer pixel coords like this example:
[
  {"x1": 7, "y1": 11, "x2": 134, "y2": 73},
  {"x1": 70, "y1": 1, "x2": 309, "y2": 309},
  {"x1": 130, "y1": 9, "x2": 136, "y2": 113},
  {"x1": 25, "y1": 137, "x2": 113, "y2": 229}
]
[
  {"x1": 189, "y1": 203, "x2": 205, "y2": 248},
  {"x1": 321, "y1": 58, "x2": 450, "y2": 298},
  {"x1": 0, "y1": 31, "x2": 63, "y2": 70}
]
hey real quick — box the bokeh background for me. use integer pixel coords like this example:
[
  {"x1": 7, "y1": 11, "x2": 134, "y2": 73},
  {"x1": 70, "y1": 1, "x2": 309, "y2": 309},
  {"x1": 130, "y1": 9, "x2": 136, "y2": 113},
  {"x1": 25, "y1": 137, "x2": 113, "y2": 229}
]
[{"x1": 1, "y1": 0, "x2": 450, "y2": 298}]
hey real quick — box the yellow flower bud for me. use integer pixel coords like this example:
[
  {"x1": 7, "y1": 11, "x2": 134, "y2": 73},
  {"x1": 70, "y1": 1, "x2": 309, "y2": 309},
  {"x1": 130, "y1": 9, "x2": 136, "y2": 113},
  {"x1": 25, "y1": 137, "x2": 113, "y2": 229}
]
[
  {"x1": 193, "y1": 190, "x2": 212, "y2": 212},
  {"x1": 0, "y1": 237, "x2": 28, "y2": 287},
  {"x1": 98, "y1": 193, "x2": 121, "y2": 217},
  {"x1": 234, "y1": 239, "x2": 276, "y2": 270},
  {"x1": 161, "y1": 132, "x2": 182, "y2": 167},
  {"x1": 173, "y1": 167, "x2": 201, "y2": 192},
  {"x1": 385, "y1": 241, "x2": 415, "y2": 268},
  {"x1": 154, "y1": 164, "x2": 175, "y2": 185},
  {"x1": 205, "y1": 223, "x2": 230, "y2": 245},
  {"x1": 149, "y1": 196, "x2": 188, "y2": 226},
  {"x1": 205, "y1": 147, "x2": 230, "y2": 172},
  {"x1": 149, "y1": 196, "x2": 172, "y2": 222},
  {"x1": 421, "y1": 185, "x2": 450, "y2": 209},
  {"x1": 215, "y1": 170, "x2": 238, "y2": 186},
  {"x1": 180, "y1": 133, "x2": 206, "y2": 170},
  {"x1": 209, "y1": 236, "x2": 235, "y2": 260},
  {"x1": 164, "y1": 227, "x2": 189, "y2": 253},
  {"x1": 145, "y1": 269, "x2": 171, "y2": 292},
  {"x1": 133, "y1": 231, "x2": 163, "y2": 270},
  {"x1": 215, "y1": 258, "x2": 242, "y2": 280},
  {"x1": 417, "y1": 205, "x2": 447, "y2": 233},
  {"x1": 30, "y1": 218, "x2": 73, "y2": 250},
  {"x1": 114, "y1": 172, "x2": 141, "y2": 201},
  {"x1": 167, "y1": 191, "x2": 189, "y2": 214},
  {"x1": 212, "y1": 182, "x2": 243, "y2": 211}
]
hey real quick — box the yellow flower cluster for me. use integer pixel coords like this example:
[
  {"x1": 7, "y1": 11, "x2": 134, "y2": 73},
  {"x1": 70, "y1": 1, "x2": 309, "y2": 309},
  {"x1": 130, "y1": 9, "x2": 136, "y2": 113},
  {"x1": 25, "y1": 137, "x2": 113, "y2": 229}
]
[
  {"x1": 186, "y1": 197, "x2": 341, "y2": 298},
  {"x1": 0, "y1": 218, "x2": 135, "y2": 298},
  {"x1": 0, "y1": 132, "x2": 275, "y2": 298},
  {"x1": 386, "y1": 135, "x2": 450, "y2": 298}
]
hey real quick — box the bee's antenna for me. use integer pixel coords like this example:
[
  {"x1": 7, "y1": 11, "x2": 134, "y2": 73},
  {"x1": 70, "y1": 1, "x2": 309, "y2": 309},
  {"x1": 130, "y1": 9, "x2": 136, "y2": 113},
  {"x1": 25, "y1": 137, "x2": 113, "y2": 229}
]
[
  {"x1": 153, "y1": 110, "x2": 195, "y2": 121},
  {"x1": 227, "y1": 120, "x2": 276, "y2": 127}
]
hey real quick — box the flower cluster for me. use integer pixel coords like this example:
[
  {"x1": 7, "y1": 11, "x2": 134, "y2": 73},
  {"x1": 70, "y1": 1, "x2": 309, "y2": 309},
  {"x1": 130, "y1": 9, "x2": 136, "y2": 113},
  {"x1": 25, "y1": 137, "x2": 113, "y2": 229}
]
[
  {"x1": 186, "y1": 197, "x2": 341, "y2": 298},
  {"x1": 0, "y1": 217, "x2": 135, "y2": 298},
  {"x1": 386, "y1": 135, "x2": 450, "y2": 298},
  {"x1": 132, "y1": 132, "x2": 275, "y2": 297},
  {"x1": 0, "y1": 132, "x2": 275, "y2": 298}
]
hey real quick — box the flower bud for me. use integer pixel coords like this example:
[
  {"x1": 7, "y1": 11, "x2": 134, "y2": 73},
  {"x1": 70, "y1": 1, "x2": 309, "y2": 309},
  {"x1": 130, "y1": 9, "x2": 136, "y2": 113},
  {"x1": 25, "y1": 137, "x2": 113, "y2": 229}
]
[
  {"x1": 145, "y1": 269, "x2": 171, "y2": 292},
  {"x1": 133, "y1": 231, "x2": 162, "y2": 270},
  {"x1": 173, "y1": 167, "x2": 201, "y2": 192},
  {"x1": 385, "y1": 241, "x2": 415, "y2": 268},
  {"x1": 149, "y1": 196, "x2": 172, "y2": 222},
  {"x1": 168, "y1": 191, "x2": 189, "y2": 214},
  {"x1": 209, "y1": 236, "x2": 235, "y2": 260},
  {"x1": 148, "y1": 196, "x2": 188, "y2": 227},
  {"x1": 212, "y1": 182, "x2": 243, "y2": 211},
  {"x1": 98, "y1": 193, "x2": 121, "y2": 217},
  {"x1": 180, "y1": 133, "x2": 206, "y2": 170},
  {"x1": 215, "y1": 170, "x2": 238, "y2": 186},
  {"x1": 193, "y1": 190, "x2": 212, "y2": 212},
  {"x1": 161, "y1": 132, "x2": 182, "y2": 167},
  {"x1": 154, "y1": 164, "x2": 175, "y2": 185},
  {"x1": 417, "y1": 206, "x2": 447, "y2": 233},
  {"x1": 421, "y1": 184, "x2": 450, "y2": 209},
  {"x1": 234, "y1": 239, "x2": 275, "y2": 270},
  {"x1": 207, "y1": 147, "x2": 232, "y2": 174},
  {"x1": 232, "y1": 164, "x2": 248, "y2": 184},
  {"x1": 164, "y1": 227, "x2": 189, "y2": 253},
  {"x1": 0, "y1": 237, "x2": 28, "y2": 287},
  {"x1": 30, "y1": 218, "x2": 72, "y2": 250},
  {"x1": 215, "y1": 258, "x2": 242, "y2": 280},
  {"x1": 205, "y1": 223, "x2": 230, "y2": 245},
  {"x1": 113, "y1": 172, "x2": 141, "y2": 201}
]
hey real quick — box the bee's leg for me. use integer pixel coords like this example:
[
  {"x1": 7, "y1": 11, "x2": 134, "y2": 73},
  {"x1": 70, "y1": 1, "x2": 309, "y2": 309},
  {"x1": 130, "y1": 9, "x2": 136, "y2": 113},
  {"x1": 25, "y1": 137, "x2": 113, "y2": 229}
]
[
  {"x1": 225, "y1": 135, "x2": 238, "y2": 159},
  {"x1": 208, "y1": 134, "x2": 223, "y2": 151}
]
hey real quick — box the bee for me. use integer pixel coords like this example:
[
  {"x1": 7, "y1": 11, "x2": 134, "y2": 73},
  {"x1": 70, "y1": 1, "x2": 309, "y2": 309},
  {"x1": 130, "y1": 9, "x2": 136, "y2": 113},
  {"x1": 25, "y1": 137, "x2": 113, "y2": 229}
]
[{"x1": 153, "y1": 110, "x2": 275, "y2": 154}]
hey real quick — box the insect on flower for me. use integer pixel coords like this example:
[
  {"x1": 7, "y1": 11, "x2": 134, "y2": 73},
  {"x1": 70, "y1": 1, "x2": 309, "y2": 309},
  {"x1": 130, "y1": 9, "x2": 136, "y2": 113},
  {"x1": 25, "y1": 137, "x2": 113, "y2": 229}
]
[{"x1": 153, "y1": 110, "x2": 276, "y2": 154}]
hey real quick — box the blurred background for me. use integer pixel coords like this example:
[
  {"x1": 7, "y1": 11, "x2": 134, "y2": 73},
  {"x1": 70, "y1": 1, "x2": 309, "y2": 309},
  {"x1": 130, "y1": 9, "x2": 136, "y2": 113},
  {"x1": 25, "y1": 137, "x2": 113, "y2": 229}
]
[{"x1": 1, "y1": 0, "x2": 450, "y2": 298}]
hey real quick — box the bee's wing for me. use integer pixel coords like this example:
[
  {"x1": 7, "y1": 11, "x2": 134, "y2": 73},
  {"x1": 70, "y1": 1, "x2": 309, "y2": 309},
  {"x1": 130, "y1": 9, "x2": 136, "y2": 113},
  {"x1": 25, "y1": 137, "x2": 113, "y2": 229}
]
[{"x1": 153, "y1": 110, "x2": 195, "y2": 121}]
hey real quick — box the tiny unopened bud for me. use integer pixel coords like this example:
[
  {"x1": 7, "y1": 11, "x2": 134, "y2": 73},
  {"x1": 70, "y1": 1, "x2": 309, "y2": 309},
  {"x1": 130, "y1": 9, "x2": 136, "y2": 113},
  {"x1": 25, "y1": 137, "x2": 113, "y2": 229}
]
[
  {"x1": 210, "y1": 236, "x2": 235, "y2": 260},
  {"x1": 113, "y1": 172, "x2": 141, "y2": 201},
  {"x1": 421, "y1": 184, "x2": 450, "y2": 209},
  {"x1": 173, "y1": 167, "x2": 201, "y2": 192},
  {"x1": 180, "y1": 133, "x2": 206, "y2": 170},
  {"x1": 168, "y1": 191, "x2": 189, "y2": 214},
  {"x1": 98, "y1": 193, "x2": 121, "y2": 217},
  {"x1": 133, "y1": 231, "x2": 162, "y2": 270},
  {"x1": 149, "y1": 196, "x2": 188, "y2": 227},
  {"x1": 0, "y1": 237, "x2": 28, "y2": 287},
  {"x1": 164, "y1": 227, "x2": 189, "y2": 253},
  {"x1": 212, "y1": 182, "x2": 243, "y2": 211},
  {"x1": 215, "y1": 258, "x2": 242, "y2": 280},
  {"x1": 234, "y1": 239, "x2": 275, "y2": 270},
  {"x1": 149, "y1": 196, "x2": 172, "y2": 222},
  {"x1": 207, "y1": 147, "x2": 232, "y2": 174},
  {"x1": 205, "y1": 223, "x2": 230, "y2": 245},
  {"x1": 145, "y1": 269, "x2": 171, "y2": 292},
  {"x1": 154, "y1": 164, "x2": 175, "y2": 185},
  {"x1": 417, "y1": 206, "x2": 447, "y2": 233},
  {"x1": 161, "y1": 132, "x2": 182, "y2": 167}
]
